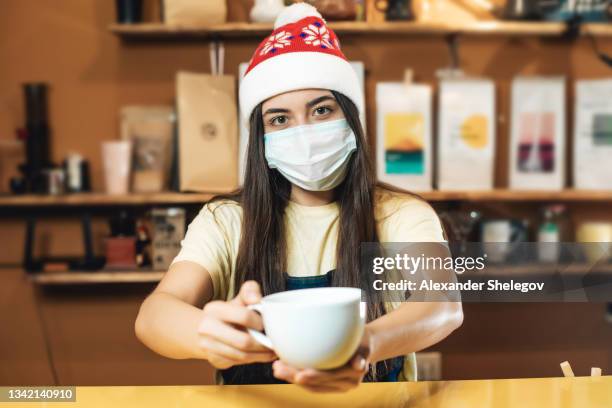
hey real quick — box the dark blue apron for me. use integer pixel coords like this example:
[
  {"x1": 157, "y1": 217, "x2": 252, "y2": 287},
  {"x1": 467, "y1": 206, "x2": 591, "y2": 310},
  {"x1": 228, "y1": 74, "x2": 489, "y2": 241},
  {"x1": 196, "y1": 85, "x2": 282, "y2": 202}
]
[{"x1": 219, "y1": 271, "x2": 404, "y2": 385}]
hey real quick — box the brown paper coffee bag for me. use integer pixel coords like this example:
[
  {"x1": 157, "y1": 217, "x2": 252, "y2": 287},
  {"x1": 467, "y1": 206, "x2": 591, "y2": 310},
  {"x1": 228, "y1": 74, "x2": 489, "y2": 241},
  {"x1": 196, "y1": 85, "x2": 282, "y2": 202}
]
[
  {"x1": 120, "y1": 106, "x2": 175, "y2": 193},
  {"x1": 176, "y1": 72, "x2": 238, "y2": 193},
  {"x1": 164, "y1": 0, "x2": 226, "y2": 26}
]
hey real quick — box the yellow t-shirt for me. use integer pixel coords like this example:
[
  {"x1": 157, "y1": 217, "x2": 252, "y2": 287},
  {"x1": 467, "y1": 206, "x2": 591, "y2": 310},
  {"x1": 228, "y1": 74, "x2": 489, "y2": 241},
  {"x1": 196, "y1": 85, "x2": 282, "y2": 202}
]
[{"x1": 171, "y1": 187, "x2": 446, "y2": 382}]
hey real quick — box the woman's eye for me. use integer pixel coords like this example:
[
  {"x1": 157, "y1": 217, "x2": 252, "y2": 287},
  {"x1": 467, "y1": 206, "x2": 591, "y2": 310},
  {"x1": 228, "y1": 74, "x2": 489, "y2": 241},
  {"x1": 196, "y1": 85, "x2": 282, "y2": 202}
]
[
  {"x1": 313, "y1": 106, "x2": 332, "y2": 116},
  {"x1": 270, "y1": 116, "x2": 288, "y2": 126}
]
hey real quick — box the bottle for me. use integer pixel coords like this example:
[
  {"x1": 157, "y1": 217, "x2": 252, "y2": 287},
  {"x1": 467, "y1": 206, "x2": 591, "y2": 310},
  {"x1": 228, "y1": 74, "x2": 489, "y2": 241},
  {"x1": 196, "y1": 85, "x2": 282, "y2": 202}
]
[
  {"x1": 537, "y1": 205, "x2": 565, "y2": 262},
  {"x1": 63, "y1": 152, "x2": 91, "y2": 193}
]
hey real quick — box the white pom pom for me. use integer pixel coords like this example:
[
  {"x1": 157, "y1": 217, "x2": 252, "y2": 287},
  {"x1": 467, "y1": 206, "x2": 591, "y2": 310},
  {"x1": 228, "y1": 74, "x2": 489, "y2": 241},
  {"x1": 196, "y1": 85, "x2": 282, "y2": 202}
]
[{"x1": 274, "y1": 3, "x2": 324, "y2": 29}]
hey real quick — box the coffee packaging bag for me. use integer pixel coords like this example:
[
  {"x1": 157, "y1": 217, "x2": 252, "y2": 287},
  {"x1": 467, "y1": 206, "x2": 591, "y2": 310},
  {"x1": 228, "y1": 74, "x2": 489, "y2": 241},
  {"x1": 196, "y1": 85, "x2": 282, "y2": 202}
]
[
  {"x1": 509, "y1": 76, "x2": 566, "y2": 190},
  {"x1": 437, "y1": 78, "x2": 496, "y2": 190},
  {"x1": 164, "y1": 0, "x2": 226, "y2": 26},
  {"x1": 120, "y1": 106, "x2": 175, "y2": 193},
  {"x1": 574, "y1": 79, "x2": 612, "y2": 190},
  {"x1": 237, "y1": 63, "x2": 251, "y2": 186},
  {"x1": 176, "y1": 71, "x2": 238, "y2": 193},
  {"x1": 376, "y1": 82, "x2": 433, "y2": 191}
]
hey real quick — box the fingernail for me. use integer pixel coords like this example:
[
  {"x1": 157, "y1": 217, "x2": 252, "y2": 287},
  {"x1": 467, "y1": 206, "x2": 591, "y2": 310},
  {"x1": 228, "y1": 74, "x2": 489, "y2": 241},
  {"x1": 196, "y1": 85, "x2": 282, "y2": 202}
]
[{"x1": 358, "y1": 357, "x2": 366, "y2": 370}]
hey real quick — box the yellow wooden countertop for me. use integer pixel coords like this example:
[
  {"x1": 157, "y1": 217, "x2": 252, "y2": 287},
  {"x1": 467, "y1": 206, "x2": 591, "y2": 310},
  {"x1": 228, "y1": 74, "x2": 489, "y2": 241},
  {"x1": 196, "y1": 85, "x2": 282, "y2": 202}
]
[{"x1": 6, "y1": 376, "x2": 611, "y2": 408}]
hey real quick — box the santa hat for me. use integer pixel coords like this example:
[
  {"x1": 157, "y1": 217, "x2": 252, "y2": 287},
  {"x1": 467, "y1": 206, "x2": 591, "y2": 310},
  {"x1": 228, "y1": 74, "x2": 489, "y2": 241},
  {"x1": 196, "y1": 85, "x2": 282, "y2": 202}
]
[{"x1": 239, "y1": 3, "x2": 364, "y2": 125}]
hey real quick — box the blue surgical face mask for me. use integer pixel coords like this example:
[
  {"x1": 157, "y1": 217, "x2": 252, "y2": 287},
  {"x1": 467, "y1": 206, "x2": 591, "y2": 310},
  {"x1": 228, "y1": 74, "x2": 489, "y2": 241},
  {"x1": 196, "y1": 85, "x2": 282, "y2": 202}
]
[{"x1": 264, "y1": 118, "x2": 357, "y2": 191}]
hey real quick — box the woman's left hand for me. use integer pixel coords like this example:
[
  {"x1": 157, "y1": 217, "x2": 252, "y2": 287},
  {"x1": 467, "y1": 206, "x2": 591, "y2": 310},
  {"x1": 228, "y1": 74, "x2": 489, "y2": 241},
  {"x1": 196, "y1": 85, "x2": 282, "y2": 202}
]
[{"x1": 272, "y1": 329, "x2": 372, "y2": 393}]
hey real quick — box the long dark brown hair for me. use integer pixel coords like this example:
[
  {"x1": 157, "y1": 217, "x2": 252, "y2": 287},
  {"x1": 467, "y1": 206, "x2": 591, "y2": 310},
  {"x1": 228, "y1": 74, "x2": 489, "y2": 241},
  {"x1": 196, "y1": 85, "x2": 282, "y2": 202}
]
[{"x1": 210, "y1": 90, "x2": 396, "y2": 380}]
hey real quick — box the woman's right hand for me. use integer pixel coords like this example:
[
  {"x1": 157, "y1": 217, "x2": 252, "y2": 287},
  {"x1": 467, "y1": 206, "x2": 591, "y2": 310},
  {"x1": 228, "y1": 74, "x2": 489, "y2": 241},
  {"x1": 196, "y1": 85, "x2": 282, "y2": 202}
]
[{"x1": 197, "y1": 281, "x2": 277, "y2": 369}]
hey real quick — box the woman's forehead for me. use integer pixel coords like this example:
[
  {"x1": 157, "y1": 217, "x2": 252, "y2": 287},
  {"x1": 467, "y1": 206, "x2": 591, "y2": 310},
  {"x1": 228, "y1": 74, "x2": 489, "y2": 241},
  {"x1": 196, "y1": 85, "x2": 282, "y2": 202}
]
[{"x1": 262, "y1": 89, "x2": 334, "y2": 110}]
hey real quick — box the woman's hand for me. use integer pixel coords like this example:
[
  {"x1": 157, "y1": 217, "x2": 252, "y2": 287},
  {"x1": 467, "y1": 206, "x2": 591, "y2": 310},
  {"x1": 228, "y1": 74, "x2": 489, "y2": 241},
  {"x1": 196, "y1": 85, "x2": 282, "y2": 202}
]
[
  {"x1": 272, "y1": 328, "x2": 372, "y2": 393},
  {"x1": 197, "y1": 281, "x2": 277, "y2": 369}
]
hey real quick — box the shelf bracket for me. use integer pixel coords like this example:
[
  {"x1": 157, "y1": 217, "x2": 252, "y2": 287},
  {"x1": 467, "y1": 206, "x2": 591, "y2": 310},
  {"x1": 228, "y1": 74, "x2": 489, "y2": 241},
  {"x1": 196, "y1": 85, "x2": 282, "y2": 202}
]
[{"x1": 22, "y1": 212, "x2": 104, "y2": 273}]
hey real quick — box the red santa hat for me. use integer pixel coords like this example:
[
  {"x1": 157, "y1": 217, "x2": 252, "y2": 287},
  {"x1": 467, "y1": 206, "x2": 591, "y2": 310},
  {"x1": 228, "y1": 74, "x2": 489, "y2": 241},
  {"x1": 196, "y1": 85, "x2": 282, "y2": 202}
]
[{"x1": 239, "y1": 3, "x2": 364, "y2": 125}]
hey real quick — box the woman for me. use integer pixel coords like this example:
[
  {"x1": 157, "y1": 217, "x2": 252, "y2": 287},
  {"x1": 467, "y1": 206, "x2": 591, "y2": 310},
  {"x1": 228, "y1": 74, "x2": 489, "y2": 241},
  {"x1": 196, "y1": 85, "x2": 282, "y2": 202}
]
[{"x1": 135, "y1": 3, "x2": 463, "y2": 392}]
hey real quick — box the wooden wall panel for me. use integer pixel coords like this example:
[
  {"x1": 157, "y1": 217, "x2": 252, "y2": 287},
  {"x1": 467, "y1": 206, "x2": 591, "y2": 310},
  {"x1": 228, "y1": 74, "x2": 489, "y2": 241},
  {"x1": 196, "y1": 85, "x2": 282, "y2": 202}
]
[
  {"x1": 37, "y1": 282, "x2": 215, "y2": 386},
  {"x1": 0, "y1": 267, "x2": 55, "y2": 385},
  {"x1": 428, "y1": 302, "x2": 612, "y2": 379}
]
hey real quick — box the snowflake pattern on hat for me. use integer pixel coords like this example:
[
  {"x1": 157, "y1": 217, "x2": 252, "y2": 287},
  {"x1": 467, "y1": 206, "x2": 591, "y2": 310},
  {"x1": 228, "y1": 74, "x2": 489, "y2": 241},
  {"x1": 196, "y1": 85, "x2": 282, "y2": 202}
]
[
  {"x1": 245, "y1": 16, "x2": 347, "y2": 75},
  {"x1": 259, "y1": 30, "x2": 294, "y2": 56},
  {"x1": 300, "y1": 21, "x2": 333, "y2": 49}
]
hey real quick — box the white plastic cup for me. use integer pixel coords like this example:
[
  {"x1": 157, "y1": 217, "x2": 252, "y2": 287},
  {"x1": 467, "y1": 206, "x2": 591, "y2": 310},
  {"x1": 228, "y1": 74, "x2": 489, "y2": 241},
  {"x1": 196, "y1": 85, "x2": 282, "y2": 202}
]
[{"x1": 102, "y1": 141, "x2": 132, "y2": 194}]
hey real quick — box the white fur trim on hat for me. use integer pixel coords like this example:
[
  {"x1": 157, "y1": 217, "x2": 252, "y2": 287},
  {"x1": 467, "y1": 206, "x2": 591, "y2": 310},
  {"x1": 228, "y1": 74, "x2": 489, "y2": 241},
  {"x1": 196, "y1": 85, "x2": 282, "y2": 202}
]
[
  {"x1": 239, "y1": 52, "x2": 364, "y2": 125},
  {"x1": 274, "y1": 3, "x2": 324, "y2": 29}
]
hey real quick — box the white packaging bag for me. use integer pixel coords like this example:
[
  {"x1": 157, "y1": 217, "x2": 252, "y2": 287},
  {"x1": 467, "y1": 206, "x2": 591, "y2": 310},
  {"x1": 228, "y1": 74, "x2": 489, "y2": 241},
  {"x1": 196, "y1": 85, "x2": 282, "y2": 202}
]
[
  {"x1": 574, "y1": 78, "x2": 612, "y2": 190},
  {"x1": 238, "y1": 63, "x2": 250, "y2": 186},
  {"x1": 509, "y1": 76, "x2": 566, "y2": 190},
  {"x1": 376, "y1": 82, "x2": 433, "y2": 191},
  {"x1": 437, "y1": 78, "x2": 496, "y2": 190}
]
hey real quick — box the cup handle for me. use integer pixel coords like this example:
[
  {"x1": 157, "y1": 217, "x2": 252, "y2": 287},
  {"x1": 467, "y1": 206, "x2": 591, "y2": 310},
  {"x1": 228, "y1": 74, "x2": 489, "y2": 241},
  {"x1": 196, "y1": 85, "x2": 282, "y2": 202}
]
[{"x1": 247, "y1": 304, "x2": 274, "y2": 350}]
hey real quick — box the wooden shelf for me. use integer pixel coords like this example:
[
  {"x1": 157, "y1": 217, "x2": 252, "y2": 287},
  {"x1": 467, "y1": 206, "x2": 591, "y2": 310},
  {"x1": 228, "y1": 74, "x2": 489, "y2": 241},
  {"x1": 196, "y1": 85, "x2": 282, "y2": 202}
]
[
  {"x1": 109, "y1": 21, "x2": 612, "y2": 39},
  {"x1": 0, "y1": 192, "x2": 214, "y2": 207},
  {"x1": 417, "y1": 189, "x2": 612, "y2": 202},
  {"x1": 1, "y1": 189, "x2": 612, "y2": 208},
  {"x1": 25, "y1": 263, "x2": 611, "y2": 285},
  {"x1": 483, "y1": 262, "x2": 612, "y2": 276},
  {"x1": 110, "y1": 22, "x2": 274, "y2": 38},
  {"x1": 28, "y1": 270, "x2": 165, "y2": 285}
]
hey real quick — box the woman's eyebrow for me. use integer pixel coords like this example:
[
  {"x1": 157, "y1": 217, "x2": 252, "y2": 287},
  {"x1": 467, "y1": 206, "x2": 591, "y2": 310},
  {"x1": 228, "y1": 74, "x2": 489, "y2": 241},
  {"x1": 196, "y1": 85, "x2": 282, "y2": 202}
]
[
  {"x1": 306, "y1": 95, "x2": 335, "y2": 108},
  {"x1": 262, "y1": 95, "x2": 334, "y2": 116},
  {"x1": 263, "y1": 107, "x2": 289, "y2": 116}
]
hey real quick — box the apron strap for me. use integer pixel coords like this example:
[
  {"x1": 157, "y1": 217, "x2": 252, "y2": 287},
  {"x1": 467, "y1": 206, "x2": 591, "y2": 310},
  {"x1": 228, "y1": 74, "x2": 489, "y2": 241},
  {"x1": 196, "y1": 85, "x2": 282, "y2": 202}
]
[{"x1": 285, "y1": 270, "x2": 334, "y2": 291}]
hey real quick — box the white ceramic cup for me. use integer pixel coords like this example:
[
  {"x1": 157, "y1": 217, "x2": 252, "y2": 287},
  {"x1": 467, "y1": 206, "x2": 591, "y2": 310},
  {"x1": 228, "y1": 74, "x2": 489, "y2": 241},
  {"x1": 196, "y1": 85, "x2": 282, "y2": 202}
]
[{"x1": 247, "y1": 287, "x2": 365, "y2": 370}]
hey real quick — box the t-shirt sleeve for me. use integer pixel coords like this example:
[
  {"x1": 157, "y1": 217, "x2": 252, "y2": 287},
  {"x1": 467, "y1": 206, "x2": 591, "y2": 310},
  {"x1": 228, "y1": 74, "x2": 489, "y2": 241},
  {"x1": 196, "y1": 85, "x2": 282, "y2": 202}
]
[
  {"x1": 380, "y1": 196, "x2": 449, "y2": 310},
  {"x1": 382, "y1": 197, "x2": 446, "y2": 243},
  {"x1": 170, "y1": 202, "x2": 238, "y2": 300}
]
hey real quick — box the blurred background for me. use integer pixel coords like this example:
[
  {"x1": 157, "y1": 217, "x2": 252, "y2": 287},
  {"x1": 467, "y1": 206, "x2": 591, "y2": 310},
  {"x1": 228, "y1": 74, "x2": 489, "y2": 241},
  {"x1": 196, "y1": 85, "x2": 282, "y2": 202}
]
[{"x1": 1, "y1": 0, "x2": 611, "y2": 386}]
